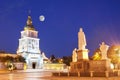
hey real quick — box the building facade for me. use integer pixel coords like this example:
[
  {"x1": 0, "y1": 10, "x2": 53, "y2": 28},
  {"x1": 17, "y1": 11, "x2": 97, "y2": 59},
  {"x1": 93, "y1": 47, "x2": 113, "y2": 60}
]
[{"x1": 17, "y1": 16, "x2": 43, "y2": 69}]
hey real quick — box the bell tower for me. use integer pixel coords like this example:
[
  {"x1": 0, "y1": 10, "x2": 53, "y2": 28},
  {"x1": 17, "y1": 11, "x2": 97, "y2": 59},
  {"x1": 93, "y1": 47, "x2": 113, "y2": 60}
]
[{"x1": 17, "y1": 15, "x2": 43, "y2": 69}]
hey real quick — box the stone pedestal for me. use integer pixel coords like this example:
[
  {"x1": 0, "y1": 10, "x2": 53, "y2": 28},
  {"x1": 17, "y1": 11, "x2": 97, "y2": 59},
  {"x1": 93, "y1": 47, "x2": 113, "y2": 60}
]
[
  {"x1": 70, "y1": 59, "x2": 111, "y2": 72},
  {"x1": 70, "y1": 48, "x2": 89, "y2": 72},
  {"x1": 77, "y1": 49, "x2": 89, "y2": 61},
  {"x1": 70, "y1": 60, "x2": 89, "y2": 72},
  {"x1": 89, "y1": 59, "x2": 111, "y2": 72}
]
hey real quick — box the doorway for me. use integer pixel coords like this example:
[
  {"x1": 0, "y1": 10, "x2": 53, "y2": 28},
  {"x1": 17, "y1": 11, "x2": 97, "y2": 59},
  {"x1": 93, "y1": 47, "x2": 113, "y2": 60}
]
[{"x1": 32, "y1": 62, "x2": 36, "y2": 69}]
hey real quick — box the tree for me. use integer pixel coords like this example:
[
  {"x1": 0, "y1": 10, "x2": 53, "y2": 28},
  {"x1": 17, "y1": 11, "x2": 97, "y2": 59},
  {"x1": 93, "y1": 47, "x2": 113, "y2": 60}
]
[
  {"x1": 0, "y1": 56, "x2": 6, "y2": 62},
  {"x1": 15, "y1": 55, "x2": 26, "y2": 63},
  {"x1": 107, "y1": 45, "x2": 120, "y2": 64},
  {"x1": 0, "y1": 55, "x2": 26, "y2": 63},
  {"x1": 4, "y1": 56, "x2": 14, "y2": 62},
  {"x1": 50, "y1": 54, "x2": 58, "y2": 63},
  {"x1": 92, "y1": 48, "x2": 101, "y2": 60},
  {"x1": 62, "y1": 56, "x2": 72, "y2": 66}
]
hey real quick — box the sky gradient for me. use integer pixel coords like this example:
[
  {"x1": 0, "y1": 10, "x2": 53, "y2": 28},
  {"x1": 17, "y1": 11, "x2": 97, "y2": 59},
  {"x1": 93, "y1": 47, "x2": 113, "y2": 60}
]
[{"x1": 0, "y1": 0, "x2": 120, "y2": 58}]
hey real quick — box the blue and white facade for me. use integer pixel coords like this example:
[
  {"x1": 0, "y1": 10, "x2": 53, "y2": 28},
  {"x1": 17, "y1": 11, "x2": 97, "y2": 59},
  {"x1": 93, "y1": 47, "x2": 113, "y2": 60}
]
[{"x1": 17, "y1": 16, "x2": 43, "y2": 69}]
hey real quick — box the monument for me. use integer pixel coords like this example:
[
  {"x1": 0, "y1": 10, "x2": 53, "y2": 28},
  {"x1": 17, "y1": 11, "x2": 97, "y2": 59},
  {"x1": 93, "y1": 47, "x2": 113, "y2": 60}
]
[
  {"x1": 17, "y1": 15, "x2": 46, "y2": 69},
  {"x1": 70, "y1": 28, "x2": 89, "y2": 72},
  {"x1": 78, "y1": 28, "x2": 86, "y2": 50},
  {"x1": 77, "y1": 28, "x2": 89, "y2": 61},
  {"x1": 100, "y1": 42, "x2": 109, "y2": 60},
  {"x1": 70, "y1": 28, "x2": 111, "y2": 73},
  {"x1": 89, "y1": 42, "x2": 111, "y2": 72},
  {"x1": 72, "y1": 48, "x2": 77, "y2": 62}
]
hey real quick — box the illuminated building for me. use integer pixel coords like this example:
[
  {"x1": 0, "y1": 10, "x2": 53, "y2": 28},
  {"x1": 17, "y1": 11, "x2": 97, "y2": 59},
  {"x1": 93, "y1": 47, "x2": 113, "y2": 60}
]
[{"x1": 17, "y1": 15, "x2": 44, "y2": 69}]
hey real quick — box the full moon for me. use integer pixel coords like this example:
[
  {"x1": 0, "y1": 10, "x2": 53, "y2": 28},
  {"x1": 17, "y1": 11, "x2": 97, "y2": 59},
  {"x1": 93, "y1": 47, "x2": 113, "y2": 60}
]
[{"x1": 39, "y1": 15, "x2": 45, "y2": 21}]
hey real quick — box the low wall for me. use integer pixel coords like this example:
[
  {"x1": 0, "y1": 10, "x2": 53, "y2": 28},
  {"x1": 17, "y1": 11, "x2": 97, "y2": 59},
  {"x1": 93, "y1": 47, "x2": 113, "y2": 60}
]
[
  {"x1": 43, "y1": 63, "x2": 66, "y2": 70},
  {"x1": 0, "y1": 62, "x2": 24, "y2": 70},
  {"x1": 14, "y1": 62, "x2": 24, "y2": 70},
  {"x1": 0, "y1": 62, "x2": 6, "y2": 69},
  {"x1": 52, "y1": 71, "x2": 120, "y2": 77}
]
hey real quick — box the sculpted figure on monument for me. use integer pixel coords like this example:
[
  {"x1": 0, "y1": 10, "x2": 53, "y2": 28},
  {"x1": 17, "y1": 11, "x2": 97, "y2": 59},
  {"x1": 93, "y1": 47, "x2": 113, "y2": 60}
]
[
  {"x1": 78, "y1": 28, "x2": 87, "y2": 50},
  {"x1": 72, "y1": 48, "x2": 77, "y2": 62},
  {"x1": 100, "y1": 42, "x2": 109, "y2": 60}
]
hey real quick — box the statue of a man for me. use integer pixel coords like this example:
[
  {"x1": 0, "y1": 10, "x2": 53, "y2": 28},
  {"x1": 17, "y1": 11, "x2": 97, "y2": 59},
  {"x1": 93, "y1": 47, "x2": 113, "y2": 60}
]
[
  {"x1": 78, "y1": 28, "x2": 87, "y2": 50},
  {"x1": 100, "y1": 42, "x2": 109, "y2": 60},
  {"x1": 72, "y1": 48, "x2": 77, "y2": 62}
]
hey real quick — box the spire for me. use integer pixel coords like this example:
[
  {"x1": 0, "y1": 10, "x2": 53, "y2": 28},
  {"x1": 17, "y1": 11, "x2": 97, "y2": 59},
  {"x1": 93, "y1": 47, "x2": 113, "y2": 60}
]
[
  {"x1": 26, "y1": 16, "x2": 32, "y2": 26},
  {"x1": 24, "y1": 15, "x2": 35, "y2": 31}
]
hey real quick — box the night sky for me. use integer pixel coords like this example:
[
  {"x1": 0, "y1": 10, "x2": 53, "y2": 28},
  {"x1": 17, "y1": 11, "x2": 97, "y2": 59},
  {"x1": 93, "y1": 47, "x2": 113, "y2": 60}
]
[{"x1": 0, "y1": 0, "x2": 120, "y2": 58}]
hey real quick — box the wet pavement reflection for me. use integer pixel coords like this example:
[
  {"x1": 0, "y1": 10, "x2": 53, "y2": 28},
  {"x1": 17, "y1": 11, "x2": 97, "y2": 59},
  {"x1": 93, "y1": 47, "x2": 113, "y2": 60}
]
[{"x1": 0, "y1": 70, "x2": 52, "y2": 80}]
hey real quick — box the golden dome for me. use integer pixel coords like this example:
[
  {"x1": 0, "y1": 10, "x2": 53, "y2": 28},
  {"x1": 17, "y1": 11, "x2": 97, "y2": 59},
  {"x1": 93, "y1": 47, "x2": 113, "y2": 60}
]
[{"x1": 24, "y1": 16, "x2": 35, "y2": 31}]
